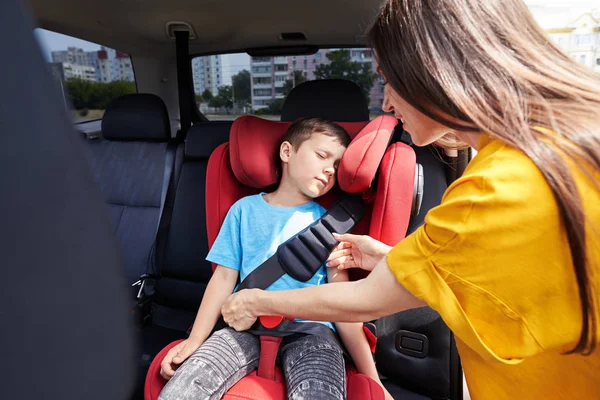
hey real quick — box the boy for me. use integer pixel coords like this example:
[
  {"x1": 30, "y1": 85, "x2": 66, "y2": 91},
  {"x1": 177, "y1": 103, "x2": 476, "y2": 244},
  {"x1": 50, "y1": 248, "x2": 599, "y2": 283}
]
[{"x1": 159, "y1": 118, "x2": 391, "y2": 400}]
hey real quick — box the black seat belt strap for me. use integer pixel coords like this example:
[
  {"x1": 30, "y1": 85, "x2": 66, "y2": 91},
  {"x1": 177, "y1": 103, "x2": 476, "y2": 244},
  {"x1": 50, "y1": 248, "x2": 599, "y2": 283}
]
[
  {"x1": 175, "y1": 30, "x2": 192, "y2": 137},
  {"x1": 236, "y1": 194, "x2": 364, "y2": 291},
  {"x1": 133, "y1": 141, "x2": 177, "y2": 300}
]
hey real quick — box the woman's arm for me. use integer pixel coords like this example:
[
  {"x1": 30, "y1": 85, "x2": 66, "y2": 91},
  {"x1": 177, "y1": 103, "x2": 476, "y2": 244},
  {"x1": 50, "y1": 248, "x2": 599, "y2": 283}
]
[
  {"x1": 327, "y1": 267, "x2": 391, "y2": 398},
  {"x1": 221, "y1": 255, "x2": 426, "y2": 331}
]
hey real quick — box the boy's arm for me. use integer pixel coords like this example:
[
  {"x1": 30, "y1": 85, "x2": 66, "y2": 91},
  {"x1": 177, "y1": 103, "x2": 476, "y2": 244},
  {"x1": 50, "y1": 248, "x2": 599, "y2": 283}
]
[
  {"x1": 326, "y1": 268, "x2": 385, "y2": 389},
  {"x1": 187, "y1": 265, "x2": 239, "y2": 343},
  {"x1": 160, "y1": 265, "x2": 239, "y2": 379}
]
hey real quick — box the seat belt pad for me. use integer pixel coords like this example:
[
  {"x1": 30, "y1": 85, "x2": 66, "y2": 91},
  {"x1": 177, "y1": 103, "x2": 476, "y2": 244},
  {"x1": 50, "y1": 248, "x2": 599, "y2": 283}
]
[{"x1": 236, "y1": 194, "x2": 364, "y2": 291}]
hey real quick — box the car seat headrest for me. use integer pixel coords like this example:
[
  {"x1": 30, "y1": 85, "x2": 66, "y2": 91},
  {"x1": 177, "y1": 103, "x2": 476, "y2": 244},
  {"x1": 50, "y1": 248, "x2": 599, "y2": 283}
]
[
  {"x1": 229, "y1": 116, "x2": 398, "y2": 191},
  {"x1": 337, "y1": 116, "x2": 398, "y2": 192},
  {"x1": 101, "y1": 93, "x2": 171, "y2": 141},
  {"x1": 281, "y1": 79, "x2": 369, "y2": 122}
]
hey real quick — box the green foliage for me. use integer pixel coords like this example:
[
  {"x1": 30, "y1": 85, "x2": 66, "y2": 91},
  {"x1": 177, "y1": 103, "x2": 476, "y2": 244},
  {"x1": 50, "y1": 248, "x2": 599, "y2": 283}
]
[
  {"x1": 314, "y1": 50, "x2": 376, "y2": 102},
  {"x1": 209, "y1": 85, "x2": 234, "y2": 110},
  {"x1": 283, "y1": 70, "x2": 307, "y2": 96},
  {"x1": 64, "y1": 78, "x2": 136, "y2": 110},
  {"x1": 232, "y1": 70, "x2": 251, "y2": 105},
  {"x1": 266, "y1": 98, "x2": 284, "y2": 115},
  {"x1": 201, "y1": 89, "x2": 213, "y2": 102},
  {"x1": 254, "y1": 107, "x2": 270, "y2": 115}
]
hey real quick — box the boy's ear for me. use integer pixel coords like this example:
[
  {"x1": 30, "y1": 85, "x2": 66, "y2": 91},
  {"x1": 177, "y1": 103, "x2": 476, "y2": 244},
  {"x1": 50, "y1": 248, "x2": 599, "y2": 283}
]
[{"x1": 280, "y1": 141, "x2": 293, "y2": 163}]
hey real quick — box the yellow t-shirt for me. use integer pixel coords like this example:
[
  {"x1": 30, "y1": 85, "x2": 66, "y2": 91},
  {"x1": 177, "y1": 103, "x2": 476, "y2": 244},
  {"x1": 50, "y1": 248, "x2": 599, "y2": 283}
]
[{"x1": 387, "y1": 134, "x2": 600, "y2": 399}]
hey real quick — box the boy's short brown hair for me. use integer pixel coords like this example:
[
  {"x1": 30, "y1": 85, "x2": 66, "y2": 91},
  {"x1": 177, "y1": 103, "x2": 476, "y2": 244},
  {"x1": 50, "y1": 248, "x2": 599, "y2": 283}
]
[{"x1": 282, "y1": 117, "x2": 351, "y2": 149}]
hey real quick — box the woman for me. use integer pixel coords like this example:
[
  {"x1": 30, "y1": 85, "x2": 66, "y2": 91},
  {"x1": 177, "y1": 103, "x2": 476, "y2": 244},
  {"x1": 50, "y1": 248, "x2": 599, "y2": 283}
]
[{"x1": 222, "y1": 0, "x2": 600, "y2": 398}]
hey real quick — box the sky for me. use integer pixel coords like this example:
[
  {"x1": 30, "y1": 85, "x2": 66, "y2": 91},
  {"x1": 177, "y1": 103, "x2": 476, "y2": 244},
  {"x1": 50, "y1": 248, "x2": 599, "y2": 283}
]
[{"x1": 35, "y1": 0, "x2": 598, "y2": 82}]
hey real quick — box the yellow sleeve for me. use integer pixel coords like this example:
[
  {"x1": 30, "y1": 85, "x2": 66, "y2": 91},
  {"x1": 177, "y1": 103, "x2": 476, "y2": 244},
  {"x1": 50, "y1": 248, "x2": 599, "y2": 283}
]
[{"x1": 387, "y1": 170, "x2": 546, "y2": 364}]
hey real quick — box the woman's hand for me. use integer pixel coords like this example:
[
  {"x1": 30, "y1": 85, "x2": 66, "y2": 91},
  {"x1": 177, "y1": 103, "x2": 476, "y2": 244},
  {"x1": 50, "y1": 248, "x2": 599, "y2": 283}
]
[
  {"x1": 221, "y1": 289, "x2": 260, "y2": 331},
  {"x1": 327, "y1": 233, "x2": 392, "y2": 271}
]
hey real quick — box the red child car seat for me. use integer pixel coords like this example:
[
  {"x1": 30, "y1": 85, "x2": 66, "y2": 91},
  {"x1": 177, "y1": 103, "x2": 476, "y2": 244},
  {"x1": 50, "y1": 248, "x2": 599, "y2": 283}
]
[{"x1": 144, "y1": 114, "x2": 421, "y2": 400}]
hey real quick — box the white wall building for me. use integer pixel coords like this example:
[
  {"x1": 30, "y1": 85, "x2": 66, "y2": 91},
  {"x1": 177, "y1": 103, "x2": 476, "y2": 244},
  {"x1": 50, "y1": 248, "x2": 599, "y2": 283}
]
[
  {"x1": 62, "y1": 62, "x2": 96, "y2": 82},
  {"x1": 250, "y1": 49, "x2": 384, "y2": 112},
  {"x1": 192, "y1": 55, "x2": 223, "y2": 96},
  {"x1": 547, "y1": 11, "x2": 600, "y2": 72}
]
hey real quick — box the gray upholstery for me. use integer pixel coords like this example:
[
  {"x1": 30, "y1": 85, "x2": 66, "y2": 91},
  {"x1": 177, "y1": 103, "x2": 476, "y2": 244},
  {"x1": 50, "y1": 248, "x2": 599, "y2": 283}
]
[
  {"x1": 85, "y1": 139, "x2": 168, "y2": 286},
  {"x1": 83, "y1": 94, "x2": 174, "y2": 289}
]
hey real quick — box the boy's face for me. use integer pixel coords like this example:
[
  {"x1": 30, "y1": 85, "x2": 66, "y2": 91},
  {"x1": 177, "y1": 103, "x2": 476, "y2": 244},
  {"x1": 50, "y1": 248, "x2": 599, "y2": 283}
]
[{"x1": 281, "y1": 132, "x2": 347, "y2": 199}]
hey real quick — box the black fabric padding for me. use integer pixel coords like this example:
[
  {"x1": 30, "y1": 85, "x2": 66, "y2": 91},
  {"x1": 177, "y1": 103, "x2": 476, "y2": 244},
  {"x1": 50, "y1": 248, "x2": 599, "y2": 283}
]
[
  {"x1": 0, "y1": 1, "x2": 134, "y2": 399},
  {"x1": 152, "y1": 125, "x2": 231, "y2": 321},
  {"x1": 281, "y1": 79, "x2": 369, "y2": 122},
  {"x1": 375, "y1": 308, "x2": 454, "y2": 400},
  {"x1": 407, "y1": 145, "x2": 448, "y2": 234},
  {"x1": 383, "y1": 381, "x2": 432, "y2": 400},
  {"x1": 102, "y1": 93, "x2": 171, "y2": 141},
  {"x1": 162, "y1": 164, "x2": 214, "y2": 283},
  {"x1": 373, "y1": 142, "x2": 459, "y2": 399},
  {"x1": 184, "y1": 122, "x2": 232, "y2": 159}
]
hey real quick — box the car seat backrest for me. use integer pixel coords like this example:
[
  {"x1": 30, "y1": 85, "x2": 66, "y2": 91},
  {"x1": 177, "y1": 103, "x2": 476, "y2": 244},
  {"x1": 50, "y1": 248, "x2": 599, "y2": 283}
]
[
  {"x1": 205, "y1": 115, "x2": 416, "y2": 274},
  {"x1": 150, "y1": 122, "x2": 232, "y2": 332},
  {"x1": 83, "y1": 93, "x2": 173, "y2": 289},
  {"x1": 280, "y1": 79, "x2": 369, "y2": 122}
]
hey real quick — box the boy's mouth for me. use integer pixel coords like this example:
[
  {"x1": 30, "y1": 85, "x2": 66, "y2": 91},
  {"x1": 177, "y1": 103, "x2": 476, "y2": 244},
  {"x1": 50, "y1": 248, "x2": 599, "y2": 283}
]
[{"x1": 315, "y1": 177, "x2": 328, "y2": 186}]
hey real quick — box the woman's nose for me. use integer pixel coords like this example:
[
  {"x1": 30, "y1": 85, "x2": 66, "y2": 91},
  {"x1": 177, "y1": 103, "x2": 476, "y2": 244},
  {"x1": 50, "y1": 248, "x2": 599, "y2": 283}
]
[{"x1": 382, "y1": 93, "x2": 393, "y2": 113}]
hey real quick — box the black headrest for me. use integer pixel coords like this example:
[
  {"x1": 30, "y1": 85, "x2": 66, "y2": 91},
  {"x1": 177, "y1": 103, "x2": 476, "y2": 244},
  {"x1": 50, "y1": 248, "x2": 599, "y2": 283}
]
[
  {"x1": 185, "y1": 122, "x2": 233, "y2": 160},
  {"x1": 281, "y1": 79, "x2": 369, "y2": 122},
  {"x1": 101, "y1": 93, "x2": 170, "y2": 141}
]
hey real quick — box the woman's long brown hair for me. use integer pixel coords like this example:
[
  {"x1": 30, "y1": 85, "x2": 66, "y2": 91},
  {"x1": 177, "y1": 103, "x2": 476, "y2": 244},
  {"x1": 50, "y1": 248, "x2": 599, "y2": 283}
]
[{"x1": 369, "y1": 0, "x2": 600, "y2": 354}]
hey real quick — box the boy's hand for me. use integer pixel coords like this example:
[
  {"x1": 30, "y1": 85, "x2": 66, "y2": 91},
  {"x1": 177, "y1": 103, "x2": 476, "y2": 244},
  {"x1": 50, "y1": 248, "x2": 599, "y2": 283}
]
[
  {"x1": 326, "y1": 233, "x2": 392, "y2": 271},
  {"x1": 159, "y1": 338, "x2": 203, "y2": 380}
]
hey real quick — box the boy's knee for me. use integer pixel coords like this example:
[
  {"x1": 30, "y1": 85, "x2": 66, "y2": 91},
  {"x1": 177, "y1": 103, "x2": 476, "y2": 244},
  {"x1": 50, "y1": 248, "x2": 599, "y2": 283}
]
[{"x1": 288, "y1": 378, "x2": 344, "y2": 400}]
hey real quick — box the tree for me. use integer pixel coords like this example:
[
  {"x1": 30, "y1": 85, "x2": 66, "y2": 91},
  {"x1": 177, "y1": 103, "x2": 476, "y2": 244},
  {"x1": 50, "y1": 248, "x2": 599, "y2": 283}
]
[
  {"x1": 209, "y1": 85, "x2": 233, "y2": 111},
  {"x1": 266, "y1": 98, "x2": 284, "y2": 115},
  {"x1": 314, "y1": 50, "x2": 376, "y2": 102},
  {"x1": 64, "y1": 78, "x2": 135, "y2": 110},
  {"x1": 201, "y1": 89, "x2": 213, "y2": 103},
  {"x1": 283, "y1": 70, "x2": 307, "y2": 96},
  {"x1": 232, "y1": 70, "x2": 251, "y2": 106}
]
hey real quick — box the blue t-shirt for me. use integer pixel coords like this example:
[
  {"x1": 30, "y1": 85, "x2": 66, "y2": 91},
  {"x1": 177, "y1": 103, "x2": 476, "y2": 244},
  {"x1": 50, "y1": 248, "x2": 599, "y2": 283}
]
[{"x1": 206, "y1": 193, "x2": 334, "y2": 331}]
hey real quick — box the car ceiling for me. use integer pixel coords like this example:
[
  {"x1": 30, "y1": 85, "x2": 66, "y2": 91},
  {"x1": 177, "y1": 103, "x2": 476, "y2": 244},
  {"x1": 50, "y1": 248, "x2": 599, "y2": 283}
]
[{"x1": 28, "y1": 0, "x2": 384, "y2": 57}]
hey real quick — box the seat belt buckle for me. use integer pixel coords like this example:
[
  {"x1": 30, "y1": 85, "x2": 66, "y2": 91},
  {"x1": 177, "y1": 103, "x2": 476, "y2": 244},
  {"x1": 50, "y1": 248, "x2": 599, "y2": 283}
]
[
  {"x1": 133, "y1": 273, "x2": 158, "y2": 300},
  {"x1": 259, "y1": 315, "x2": 293, "y2": 329},
  {"x1": 259, "y1": 316, "x2": 285, "y2": 329}
]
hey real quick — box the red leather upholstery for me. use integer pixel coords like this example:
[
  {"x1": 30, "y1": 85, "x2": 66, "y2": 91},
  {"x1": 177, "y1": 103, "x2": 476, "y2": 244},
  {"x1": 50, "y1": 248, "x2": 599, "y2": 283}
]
[
  {"x1": 144, "y1": 340, "x2": 184, "y2": 400},
  {"x1": 145, "y1": 115, "x2": 417, "y2": 400}
]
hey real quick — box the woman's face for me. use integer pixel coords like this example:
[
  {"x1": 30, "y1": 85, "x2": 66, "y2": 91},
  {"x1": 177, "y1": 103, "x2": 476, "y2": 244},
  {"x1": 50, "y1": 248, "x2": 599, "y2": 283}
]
[{"x1": 381, "y1": 81, "x2": 453, "y2": 147}]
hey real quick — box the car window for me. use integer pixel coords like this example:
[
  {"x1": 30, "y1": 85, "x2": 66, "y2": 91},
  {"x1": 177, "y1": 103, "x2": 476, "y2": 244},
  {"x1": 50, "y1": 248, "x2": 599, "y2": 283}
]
[
  {"x1": 35, "y1": 29, "x2": 136, "y2": 123},
  {"x1": 192, "y1": 49, "x2": 385, "y2": 121}
]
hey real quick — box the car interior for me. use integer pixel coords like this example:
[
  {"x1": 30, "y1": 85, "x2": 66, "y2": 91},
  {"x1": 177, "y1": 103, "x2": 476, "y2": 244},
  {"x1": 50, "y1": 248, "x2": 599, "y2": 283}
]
[{"x1": 3, "y1": 0, "x2": 474, "y2": 399}]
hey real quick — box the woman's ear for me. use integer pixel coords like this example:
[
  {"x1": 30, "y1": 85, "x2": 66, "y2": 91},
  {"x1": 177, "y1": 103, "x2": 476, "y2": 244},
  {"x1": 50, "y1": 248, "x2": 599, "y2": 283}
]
[{"x1": 280, "y1": 141, "x2": 293, "y2": 163}]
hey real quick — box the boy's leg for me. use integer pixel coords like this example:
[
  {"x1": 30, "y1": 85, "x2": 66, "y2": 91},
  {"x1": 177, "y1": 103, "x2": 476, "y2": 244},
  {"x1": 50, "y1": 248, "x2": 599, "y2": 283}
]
[
  {"x1": 280, "y1": 333, "x2": 346, "y2": 400},
  {"x1": 158, "y1": 328, "x2": 260, "y2": 400}
]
